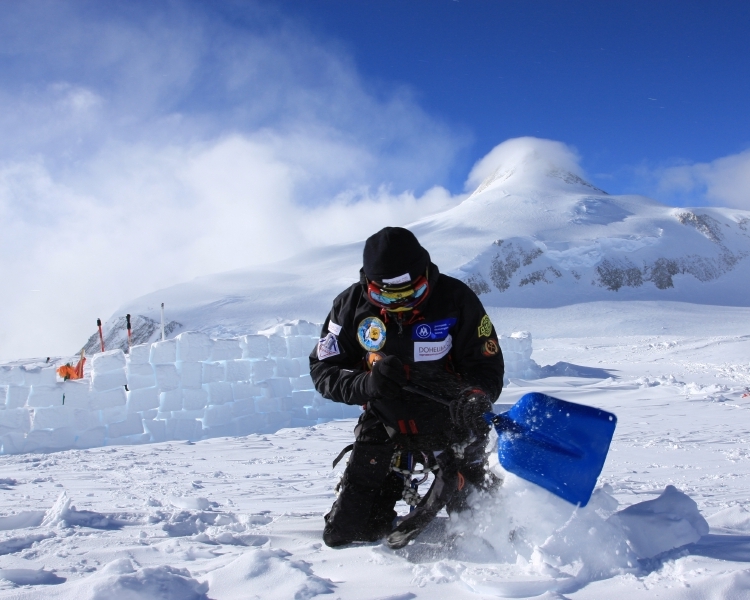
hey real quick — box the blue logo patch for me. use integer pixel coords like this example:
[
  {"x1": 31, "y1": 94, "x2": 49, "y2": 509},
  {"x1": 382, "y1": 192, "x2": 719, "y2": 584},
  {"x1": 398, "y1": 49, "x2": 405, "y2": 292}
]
[{"x1": 412, "y1": 318, "x2": 456, "y2": 341}]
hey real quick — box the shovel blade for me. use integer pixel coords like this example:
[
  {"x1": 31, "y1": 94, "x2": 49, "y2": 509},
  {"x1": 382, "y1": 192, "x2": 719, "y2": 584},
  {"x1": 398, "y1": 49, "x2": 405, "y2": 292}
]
[{"x1": 494, "y1": 392, "x2": 617, "y2": 507}]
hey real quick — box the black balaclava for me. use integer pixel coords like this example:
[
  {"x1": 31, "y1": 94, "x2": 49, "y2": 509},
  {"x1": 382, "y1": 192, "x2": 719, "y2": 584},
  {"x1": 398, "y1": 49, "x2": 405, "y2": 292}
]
[{"x1": 363, "y1": 227, "x2": 430, "y2": 284}]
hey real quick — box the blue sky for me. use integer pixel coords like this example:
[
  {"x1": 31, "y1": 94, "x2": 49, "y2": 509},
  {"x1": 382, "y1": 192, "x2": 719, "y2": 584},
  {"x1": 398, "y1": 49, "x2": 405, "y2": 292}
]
[
  {"x1": 267, "y1": 0, "x2": 750, "y2": 198},
  {"x1": 0, "y1": 0, "x2": 749, "y2": 358}
]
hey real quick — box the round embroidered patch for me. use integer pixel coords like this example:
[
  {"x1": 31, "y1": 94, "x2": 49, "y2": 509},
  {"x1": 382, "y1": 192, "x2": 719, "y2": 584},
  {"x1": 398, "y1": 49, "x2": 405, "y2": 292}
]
[
  {"x1": 478, "y1": 314, "x2": 493, "y2": 338},
  {"x1": 482, "y1": 338, "x2": 499, "y2": 357},
  {"x1": 357, "y1": 317, "x2": 387, "y2": 351}
]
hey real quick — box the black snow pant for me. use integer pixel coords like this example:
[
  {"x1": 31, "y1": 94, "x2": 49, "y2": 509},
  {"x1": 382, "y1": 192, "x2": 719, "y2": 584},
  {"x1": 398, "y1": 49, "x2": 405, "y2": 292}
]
[{"x1": 323, "y1": 413, "x2": 493, "y2": 548}]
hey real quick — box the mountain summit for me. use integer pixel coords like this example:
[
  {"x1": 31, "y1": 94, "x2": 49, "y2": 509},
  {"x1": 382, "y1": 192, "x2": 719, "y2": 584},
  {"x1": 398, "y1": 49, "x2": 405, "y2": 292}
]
[{"x1": 93, "y1": 138, "x2": 750, "y2": 349}]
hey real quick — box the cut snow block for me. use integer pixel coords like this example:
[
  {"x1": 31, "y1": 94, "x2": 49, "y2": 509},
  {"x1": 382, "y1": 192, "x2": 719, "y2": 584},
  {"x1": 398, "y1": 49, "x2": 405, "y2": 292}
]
[
  {"x1": 108, "y1": 413, "x2": 144, "y2": 439},
  {"x1": 1, "y1": 431, "x2": 27, "y2": 455},
  {"x1": 127, "y1": 387, "x2": 160, "y2": 412},
  {"x1": 27, "y1": 385, "x2": 64, "y2": 408},
  {"x1": 203, "y1": 423, "x2": 236, "y2": 439},
  {"x1": 75, "y1": 426, "x2": 107, "y2": 449},
  {"x1": 297, "y1": 321, "x2": 321, "y2": 336},
  {"x1": 283, "y1": 325, "x2": 298, "y2": 336},
  {"x1": 6, "y1": 386, "x2": 29, "y2": 409},
  {"x1": 267, "y1": 334, "x2": 288, "y2": 358},
  {"x1": 287, "y1": 336, "x2": 317, "y2": 359},
  {"x1": 32, "y1": 406, "x2": 72, "y2": 430},
  {"x1": 128, "y1": 343, "x2": 151, "y2": 365},
  {"x1": 24, "y1": 427, "x2": 75, "y2": 452},
  {"x1": 202, "y1": 362, "x2": 225, "y2": 384},
  {"x1": 62, "y1": 380, "x2": 92, "y2": 409},
  {"x1": 92, "y1": 349, "x2": 127, "y2": 374},
  {"x1": 281, "y1": 396, "x2": 309, "y2": 411},
  {"x1": 275, "y1": 358, "x2": 300, "y2": 378},
  {"x1": 225, "y1": 359, "x2": 252, "y2": 382},
  {"x1": 92, "y1": 368, "x2": 128, "y2": 392},
  {"x1": 166, "y1": 417, "x2": 202, "y2": 441},
  {"x1": 210, "y1": 339, "x2": 242, "y2": 361},
  {"x1": 292, "y1": 374, "x2": 314, "y2": 391},
  {"x1": 143, "y1": 418, "x2": 166, "y2": 443},
  {"x1": 251, "y1": 359, "x2": 275, "y2": 383},
  {"x1": 203, "y1": 404, "x2": 232, "y2": 427},
  {"x1": 0, "y1": 408, "x2": 31, "y2": 432},
  {"x1": 233, "y1": 414, "x2": 260, "y2": 435},
  {"x1": 291, "y1": 389, "x2": 315, "y2": 405},
  {"x1": 177, "y1": 332, "x2": 213, "y2": 362},
  {"x1": 155, "y1": 364, "x2": 180, "y2": 391},
  {"x1": 178, "y1": 362, "x2": 203, "y2": 390},
  {"x1": 71, "y1": 408, "x2": 99, "y2": 433},
  {"x1": 232, "y1": 381, "x2": 260, "y2": 400},
  {"x1": 0, "y1": 385, "x2": 6, "y2": 406},
  {"x1": 182, "y1": 388, "x2": 208, "y2": 410},
  {"x1": 0, "y1": 366, "x2": 23, "y2": 386},
  {"x1": 160, "y1": 389, "x2": 183, "y2": 412},
  {"x1": 205, "y1": 382, "x2": 233, "y2": 405},
  {"x1": 150, "y1": 339, "x2": 177, "y2": 364},
  {"x1": 317, "y1": 402, "x2": 344, "y2": 419},
  {"x1": 231, "y1": 398, "x2": 255, "y2": 416},
  {"x1": 100, "y1": 405, "x2": 127, "y2": 426},
  {"x1": 254, "y1": 397, "x2": 280, "y2": 414},
  {"x1": 292, "y1": 358, "x2": 310, "y2": 376},
  {"x1": 265, "y1": 411, "x2": 292, "y2": 430},
  {"x1": 127, "y1": 363, "x2": 156, "y2": 390},
  {"x1": 91, "y1": 387, "x2": 127, "y2": 410},
  {"x1": 22, "y1": 366, "x2": 57, "y2": 387},
  {"x1": 267, "y1": 377, "x2": 293, "y2": 398},
  {"x1": 240, "y1": 335, "x2": 270, "y2": 359}
]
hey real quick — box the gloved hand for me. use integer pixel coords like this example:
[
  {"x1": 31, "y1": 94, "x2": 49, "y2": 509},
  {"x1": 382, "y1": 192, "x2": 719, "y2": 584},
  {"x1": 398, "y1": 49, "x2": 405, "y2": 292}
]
[
  {"x1": 364, "y1": 355, "x2": 407, "y2": 401},
  {"x1": 450, "y1": 389, "x2": 493, "y2": 433}
]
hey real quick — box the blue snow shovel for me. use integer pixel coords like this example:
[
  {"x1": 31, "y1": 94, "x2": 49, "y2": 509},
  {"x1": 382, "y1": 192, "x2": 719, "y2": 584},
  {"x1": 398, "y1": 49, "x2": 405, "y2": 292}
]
[{"x1": 404, "y1": 386, "x2": 617, "y2": 507}]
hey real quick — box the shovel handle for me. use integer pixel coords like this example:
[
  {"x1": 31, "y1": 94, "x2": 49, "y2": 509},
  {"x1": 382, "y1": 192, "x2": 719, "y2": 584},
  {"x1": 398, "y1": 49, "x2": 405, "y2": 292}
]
[{"x1": 403, "y1": 384, "x2": 451, "y2": 407}]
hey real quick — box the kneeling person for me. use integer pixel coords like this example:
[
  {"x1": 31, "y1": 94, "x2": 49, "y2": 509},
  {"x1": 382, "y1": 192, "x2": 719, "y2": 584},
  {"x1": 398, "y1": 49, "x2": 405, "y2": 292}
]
[{"x1": 310, "y1": 226, "x2": 505, "y2": 548}]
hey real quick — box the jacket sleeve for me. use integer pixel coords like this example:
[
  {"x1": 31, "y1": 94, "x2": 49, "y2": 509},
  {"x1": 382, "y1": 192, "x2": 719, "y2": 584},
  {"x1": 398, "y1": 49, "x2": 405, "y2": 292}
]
[
  {"x1": 309, "y1": 297, "x2": 371, "y2": 406},
  {"x1": 450, "y1": 285, "x2": 505, "y2": 401}
]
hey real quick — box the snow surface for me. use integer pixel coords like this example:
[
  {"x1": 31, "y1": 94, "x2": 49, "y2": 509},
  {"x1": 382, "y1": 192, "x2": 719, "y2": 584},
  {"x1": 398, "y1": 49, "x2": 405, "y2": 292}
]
[
  {"x1": 2, "y1": 138, "x2": 750, "y2": 597},
  {"x1": 1, "y1": 306, "x2": 750, "y2": 598}
]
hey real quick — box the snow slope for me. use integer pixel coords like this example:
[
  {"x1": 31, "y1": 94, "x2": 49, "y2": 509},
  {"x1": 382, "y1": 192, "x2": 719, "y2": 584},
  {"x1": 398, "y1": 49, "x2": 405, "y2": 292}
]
[{"x1": 93, "y1": 137, "x2": 750, "y2": 349}]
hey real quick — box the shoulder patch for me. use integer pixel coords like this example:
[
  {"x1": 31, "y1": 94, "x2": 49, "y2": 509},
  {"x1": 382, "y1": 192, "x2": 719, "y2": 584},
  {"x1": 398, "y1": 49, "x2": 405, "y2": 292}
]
[
  {"x1": 328, "y1": 321, "x2": 342, "y2": 336},
  {"x1": 482, "y1": 338, "x2": 499, "y2": 357},
  {"x1": 478, "y1": 314, "x2": 493, "y2": 338},
  {"x1": 317, "y1": 332, "x2": 341, "y2": 360}
]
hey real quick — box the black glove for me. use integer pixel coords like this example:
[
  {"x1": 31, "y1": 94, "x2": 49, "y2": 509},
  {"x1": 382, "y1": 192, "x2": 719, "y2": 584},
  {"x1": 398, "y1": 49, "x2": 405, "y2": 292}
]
[
  {"x1": 364, "y1": 355, "x2": 407, "y2": 401},
  {"x1": 450, "y1": 389, "x2": 493, "y2": 433}
]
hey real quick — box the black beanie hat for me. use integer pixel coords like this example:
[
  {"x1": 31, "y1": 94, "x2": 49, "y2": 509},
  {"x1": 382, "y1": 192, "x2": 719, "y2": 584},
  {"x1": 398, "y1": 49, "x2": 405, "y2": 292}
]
[{"x1": 363, "y1": 227, "x2": 430, "y2": 284}]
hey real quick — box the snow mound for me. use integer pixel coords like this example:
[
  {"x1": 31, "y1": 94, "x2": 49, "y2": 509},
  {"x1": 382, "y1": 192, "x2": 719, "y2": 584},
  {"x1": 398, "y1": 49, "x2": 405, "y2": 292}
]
[
  {"x1": 204, "y1": 548, "x2": 335, "y2": 600},
  {"x1": 608, "y1": 484, "x2": 709, "y2": 559},
  {"x1": 86, "y1": 559, "x2": 208, "y2": 600},
  {"x1": 437, "y1": 477, "x2": 710, "y2": 596}
]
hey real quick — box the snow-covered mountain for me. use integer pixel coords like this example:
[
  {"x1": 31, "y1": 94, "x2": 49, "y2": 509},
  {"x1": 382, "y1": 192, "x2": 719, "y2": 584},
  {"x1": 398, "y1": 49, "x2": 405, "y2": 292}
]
[{"x1": 93, "y1": 138, "x2": 750, "y2": 349}]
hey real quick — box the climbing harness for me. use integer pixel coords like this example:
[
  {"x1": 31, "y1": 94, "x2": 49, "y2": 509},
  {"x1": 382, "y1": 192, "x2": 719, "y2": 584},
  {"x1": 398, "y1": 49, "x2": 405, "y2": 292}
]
[{"x1": 390, "y1": 450, "x2": 439, "y2": 507}]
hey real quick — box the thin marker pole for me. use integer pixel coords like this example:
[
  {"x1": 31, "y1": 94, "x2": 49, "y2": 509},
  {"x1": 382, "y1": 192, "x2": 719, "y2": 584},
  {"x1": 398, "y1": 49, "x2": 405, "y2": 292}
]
[
  {"x1": 160, "y1": 303, "x2": 165, "y2": 341},
  {"x1": 126, "y1": 313, "x2": 132, "y2": 350},
  {"x1": 97, "y1": 318, "x2": 105, "y2": 352}
]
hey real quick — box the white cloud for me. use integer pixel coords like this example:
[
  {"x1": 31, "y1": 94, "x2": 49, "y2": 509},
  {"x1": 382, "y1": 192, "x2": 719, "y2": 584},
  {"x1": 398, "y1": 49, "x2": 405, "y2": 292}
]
[
  {"x1": 654, "y1": 149, "x2": 750, "y2": 210},
  {"x1": 0, "y1": 2, "x2": 466, "y2": 360},
  {"x1": 465, "y1": 137, "x2": 584, "y2": 191}
]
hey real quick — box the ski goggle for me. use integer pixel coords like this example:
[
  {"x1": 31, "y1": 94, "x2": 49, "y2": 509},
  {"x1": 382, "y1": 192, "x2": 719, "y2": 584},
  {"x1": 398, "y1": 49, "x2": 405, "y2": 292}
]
[{"x1": 367, "y1": 275, "x2": 429, "y2": 312}]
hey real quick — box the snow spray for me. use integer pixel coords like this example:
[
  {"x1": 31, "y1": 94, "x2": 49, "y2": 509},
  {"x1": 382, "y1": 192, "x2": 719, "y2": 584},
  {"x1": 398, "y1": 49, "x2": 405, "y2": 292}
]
[
  {"x1": 160, "y1": 303, "x2": 165, "y2": 341},
  {"x1": 97, "y1": 318, "x2": 105, "y2": 352}
]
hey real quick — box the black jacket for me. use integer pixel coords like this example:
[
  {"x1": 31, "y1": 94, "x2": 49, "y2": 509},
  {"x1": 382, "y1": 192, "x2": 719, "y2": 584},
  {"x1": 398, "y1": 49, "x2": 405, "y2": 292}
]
[{"x1": 310, "y1": 263, "x2": 504, "y2": 449}]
